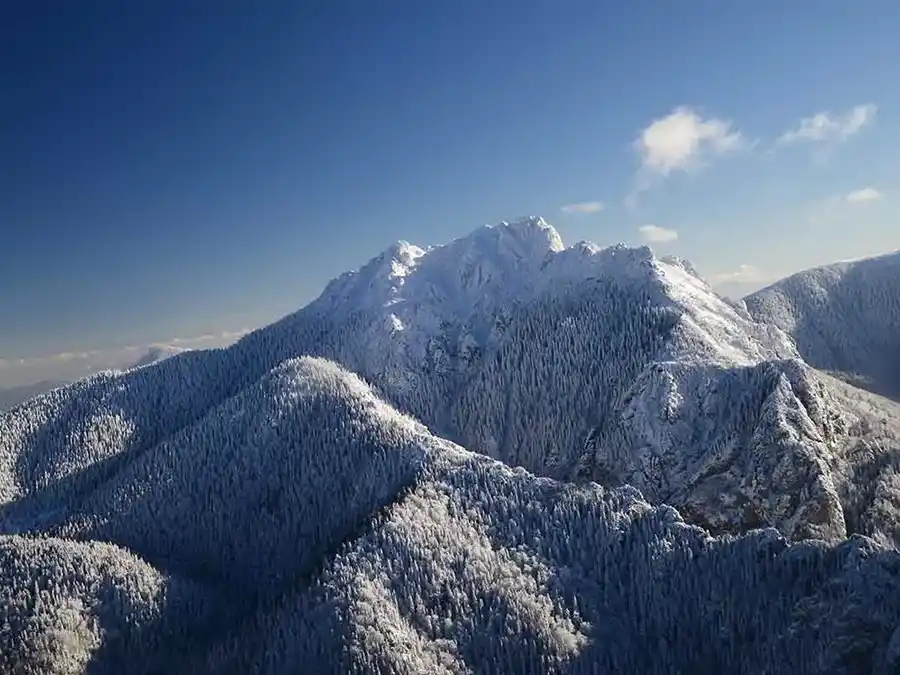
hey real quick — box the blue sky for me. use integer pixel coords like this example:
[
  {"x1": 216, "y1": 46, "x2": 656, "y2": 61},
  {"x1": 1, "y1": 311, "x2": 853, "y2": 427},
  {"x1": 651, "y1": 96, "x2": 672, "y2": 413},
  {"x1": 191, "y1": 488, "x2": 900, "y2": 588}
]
[{"x1": 2, "y1": 1, "x2": 899, "y2": 386}]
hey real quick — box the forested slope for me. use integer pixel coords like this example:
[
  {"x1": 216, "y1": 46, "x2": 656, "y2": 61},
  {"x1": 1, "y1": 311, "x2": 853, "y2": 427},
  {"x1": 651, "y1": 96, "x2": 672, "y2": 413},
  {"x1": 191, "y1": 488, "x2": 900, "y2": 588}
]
[
  {"x1": 744, "y1": 250, "x2": 900, "y2": 399},
  {"x1": 2, "y1": 218, "x2": 900, "y2": 672},
  {"x1": 4, "y1": 219, "x2": 899, "y2": 546},
  {"x1": 2, "y1": 357, "x2": 900, "y2": 674}
]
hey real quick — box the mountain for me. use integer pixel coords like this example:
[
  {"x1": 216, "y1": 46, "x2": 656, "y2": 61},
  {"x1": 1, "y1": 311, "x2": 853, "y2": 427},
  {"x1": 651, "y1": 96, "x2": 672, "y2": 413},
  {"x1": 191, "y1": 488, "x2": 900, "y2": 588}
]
[
  {"x1": 226, "y1": 218, "x2": 899, "y2": 543},
  {"x1": 3, "y1": 219, "x2": 899, "y2": 545},
  {"x1": 3, "y1": 357, "x2": 900, "y2": 674},
  {"x1": 2, "y1": 217, "x2": 900, "y2": 672},
  {"x1": 743, "y1": 250, "x2": 900, "y2": 400},
  {"x1": 237, "y1": 219, "x2": 801, "y2": 475}
]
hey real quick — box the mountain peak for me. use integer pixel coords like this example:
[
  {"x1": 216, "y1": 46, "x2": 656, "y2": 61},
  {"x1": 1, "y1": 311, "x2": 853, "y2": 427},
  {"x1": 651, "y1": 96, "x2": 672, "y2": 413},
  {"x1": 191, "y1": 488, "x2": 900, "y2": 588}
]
[
  {"x1": 306, "y1": 216, "x2": 803, "y2": 383},
  {"x1": 315, "y1": 217, "x2": 566, "y2": 316},
  {"x1": 378, "y1": 240, "x2": 426, "y2": 265},
  {"x1": 660, "y1": 253, "x2": 702, "y2": 279},
  {"x1": 490, "y1": 215, "x2": 565, "y2": 253}
]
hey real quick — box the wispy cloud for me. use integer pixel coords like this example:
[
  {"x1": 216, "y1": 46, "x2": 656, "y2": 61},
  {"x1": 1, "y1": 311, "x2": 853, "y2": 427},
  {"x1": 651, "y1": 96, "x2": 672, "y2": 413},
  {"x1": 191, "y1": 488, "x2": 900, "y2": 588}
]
[
  {"x1": 845, "y1": 186, "x2": 885, "y2": 203},
  {"x1": 0, "y1": 329, "x2": 251, "y2": 387},
  {"x1": 165, "y1": 330, "x2": 250, "y2": 346},
  {"x1": 638, "y1": 224, "x2": 679, "y2": 243},
  {"x1": 560, "y1": 201, "x2": 605, "y2": 214},
  {"x1": 627, "y1": 106, "x2": 746, "y2": 209},
  {"x1": 710, "y1": 264, "x2": 772, "y2": 298},
  {"x1": 808, "y1": 186, "x2": 887, "y2": 224},
  {"x1": 712, "y1": 264, "x2": 766, "y2": 284},
  {"x1": 777, "y1": 104, "x2": 876, "y2": 147}
]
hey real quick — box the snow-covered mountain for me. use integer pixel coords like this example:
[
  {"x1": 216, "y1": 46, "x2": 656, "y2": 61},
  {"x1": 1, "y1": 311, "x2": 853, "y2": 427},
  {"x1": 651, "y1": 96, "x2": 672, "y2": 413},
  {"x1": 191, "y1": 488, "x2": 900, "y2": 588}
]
[
  {"x1": 238, "y1": 218, "x2": 799, "y2": 471},
  {"x1": 1, "y1": 216, "x2": 900, "y2": 672},
  {"x1": 744, "y1": 250, "x2": 900, "y2": 399},
  {"x1": 222, "y1": 218, "x2": 897, "y2": 542},
  {"x1": 3, "y1": 357, "x2": 900, "y2": 674},
  {"x1": 3, "y1": 219, "x2": 898, "y2": 544}
]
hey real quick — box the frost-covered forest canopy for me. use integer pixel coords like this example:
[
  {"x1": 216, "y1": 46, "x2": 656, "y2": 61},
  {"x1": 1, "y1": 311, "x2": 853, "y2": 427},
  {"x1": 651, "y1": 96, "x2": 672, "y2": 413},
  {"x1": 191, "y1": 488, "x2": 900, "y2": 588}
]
[
  {"x1": 744, "y1": 251, "x2": 900, "y2": 401},
  {"x1": 1, "y1": 218, "x2": 900, "y2": 674}
]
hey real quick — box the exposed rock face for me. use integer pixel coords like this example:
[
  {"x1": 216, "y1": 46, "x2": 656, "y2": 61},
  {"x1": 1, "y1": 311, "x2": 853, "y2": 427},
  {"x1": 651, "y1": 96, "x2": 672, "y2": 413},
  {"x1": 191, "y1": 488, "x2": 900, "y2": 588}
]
[{"x1": 589, "y1": 359, "x2": 844, "y2": 541}]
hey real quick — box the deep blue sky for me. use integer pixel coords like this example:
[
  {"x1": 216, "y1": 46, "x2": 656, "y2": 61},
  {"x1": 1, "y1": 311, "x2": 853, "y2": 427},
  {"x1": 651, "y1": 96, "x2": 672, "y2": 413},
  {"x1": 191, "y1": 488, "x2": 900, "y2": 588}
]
[{"x1": 2, "y1": 1, "x2": 899, "y2": 385}]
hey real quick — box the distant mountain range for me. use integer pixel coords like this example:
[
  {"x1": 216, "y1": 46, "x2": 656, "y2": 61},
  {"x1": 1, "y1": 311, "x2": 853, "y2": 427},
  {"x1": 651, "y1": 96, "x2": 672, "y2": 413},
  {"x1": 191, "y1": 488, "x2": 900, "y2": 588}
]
[
  {"x1": 0, "y1": 345, "x2": 185, "y2": 412},
  {"x1": 1, "y1": 217, "x2": 899, "y2": 674}
]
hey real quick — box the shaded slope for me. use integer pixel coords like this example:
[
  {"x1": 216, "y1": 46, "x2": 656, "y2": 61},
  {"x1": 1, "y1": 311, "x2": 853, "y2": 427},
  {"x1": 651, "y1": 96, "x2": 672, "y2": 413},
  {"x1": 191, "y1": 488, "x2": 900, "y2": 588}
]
[
  {"x1": 2, "y1": 357, "x2": 900, "y2": 673},
  {"x1": 190, "y1": 429, "x2": 900, "y2": 675},
  {"x1": 744, "y1": 250, "x2": 900, "y2": 399},
  {"x1": 0, "y1": 535, "x2": 216, "y2": 675},
  {"x1": 0, "y1": 357, "x2": 450, "y2": 673},
  {"x1": 4, "y1": 358, "x2": 446, "y2": 602},
  {"x1": 3, "y1": 218, "x2": 899, "y2": 549}
]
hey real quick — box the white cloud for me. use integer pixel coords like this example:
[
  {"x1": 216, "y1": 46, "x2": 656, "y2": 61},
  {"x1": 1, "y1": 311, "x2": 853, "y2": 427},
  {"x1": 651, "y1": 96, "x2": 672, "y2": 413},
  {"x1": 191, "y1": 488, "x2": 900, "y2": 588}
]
[
  {"x1": 638, "y1": 224, "x2": 679, "y2": 243},
  {"x1": 634, "y1": 106, "x2": 746, "y2": 176},
  {"x1": 166, "y1": 330, "x2": 250, "y2": 346},
  {"x1": 626, "y1": 106, "x2": 746, "y2": 210},
  {"x1": 808, "y1": 186, "x2": 887, "y2": 223},
  {"x1": 777, "y1": 104, "x2": 876, "y2": 146},
  {"x1": 845, "y1": 187, "x2": 885, "y2": 203},
  {"x1": 0, "y1": 329, "x2": 251, "y2": 388},
  {"x1": 560, "y1": 201, "x2": 605, "y2": 214},
  {"x1": 712, "y1": 264, "x2": 767, "y2": 284},
  {"x1": 711, "y1": 264, "x2": 772, "y2": 299}
]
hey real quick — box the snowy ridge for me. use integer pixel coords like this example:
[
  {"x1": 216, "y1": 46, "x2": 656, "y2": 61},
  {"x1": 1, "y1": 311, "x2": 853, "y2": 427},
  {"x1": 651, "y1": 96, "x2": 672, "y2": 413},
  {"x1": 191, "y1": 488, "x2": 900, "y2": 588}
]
[
  {"x1": 591, "y1": 359, "x2": 854, "y2": 540},
  {"x1": 744, "y1": 249, "x2": 900, "y2": 399},
  {"x1": 2, "y1": 218, "x2": 896, "y2": 544},
  {"x1": 1, "y1": 217, "x2": 900, "y2": 671},
  {"x1": 312, "y1": 217, "x2": 794, "y2": 374},
  {"x1": 654, "y1": 259, "x2": 797, "y2": 365},
  {"x1": 1, "y1": 357, "x2": 900, "y2": 673}
]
